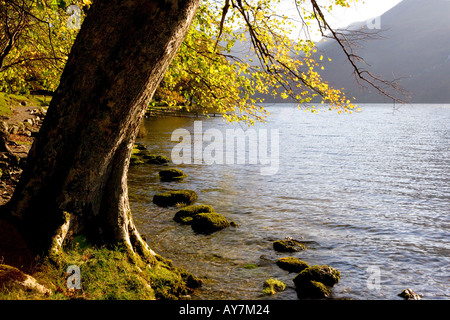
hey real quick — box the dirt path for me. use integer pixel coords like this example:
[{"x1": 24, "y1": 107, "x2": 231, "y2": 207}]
[
  {"x1": 0, "y1": 105, "x2": 44, "y2": 271},
  {"x1": 0, "y1": 105, "x2": 45, "y2": 205}
]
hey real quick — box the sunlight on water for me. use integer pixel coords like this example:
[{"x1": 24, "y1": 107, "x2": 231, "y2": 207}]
[{"x1": 128, "y1": 104, "x2": 450, "y2": 300}]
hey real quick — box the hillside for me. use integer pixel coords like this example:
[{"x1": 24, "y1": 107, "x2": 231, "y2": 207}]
[{"x1": 316, "y1": 0, "x2": 450, "y2": 103}]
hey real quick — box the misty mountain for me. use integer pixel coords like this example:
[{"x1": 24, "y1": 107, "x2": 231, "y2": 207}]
[{"x1": 316, "y1": 0, "x2": 450, "y2": 103}]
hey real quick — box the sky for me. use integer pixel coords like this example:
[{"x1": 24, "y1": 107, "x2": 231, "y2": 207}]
[{"x1": 324, "y1": 0, "x2": 403, "y2": 28}]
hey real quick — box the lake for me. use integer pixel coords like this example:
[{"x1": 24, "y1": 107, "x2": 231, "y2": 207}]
[{"x1": 128, "y1": 103, "x2": 450, "y2": 300}]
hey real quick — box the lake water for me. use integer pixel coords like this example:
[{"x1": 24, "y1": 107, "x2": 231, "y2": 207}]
[{"x1": 128, "y1": 104, "x2": 450, "y2": 300}]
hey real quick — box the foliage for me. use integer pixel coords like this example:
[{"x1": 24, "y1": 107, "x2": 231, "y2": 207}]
[
  {"x1": 0, "y1": 0, "x2": 90, "y2": 94},
  {"x1": 155, "y1": 0, "x2": 360, "y2": 124},
  {"x1": 1, "y1": 0, "x2": 361, "y2": 123}
]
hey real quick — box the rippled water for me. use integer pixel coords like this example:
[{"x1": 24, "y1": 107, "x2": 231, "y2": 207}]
[{"x1": 128, "y1": 104, "x2": 450, "y2": 300}]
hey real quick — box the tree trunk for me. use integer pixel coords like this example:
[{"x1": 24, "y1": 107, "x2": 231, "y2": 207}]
[{"x1": 3, "y1": 0, "x2": 200, "y2": 260}]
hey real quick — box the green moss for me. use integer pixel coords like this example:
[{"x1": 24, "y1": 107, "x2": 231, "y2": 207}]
[
  {"x1": 191, "y1": 212, "x2": 231, "y2": 234},
  {"x1": 153, "y1": 190, "x2": 198, "y2": 207},
  {"x1": 293, "y1": 265, "x2": 340, "y2": 299},
  {"x1": 173, "y1": 205, "x2": 215, "y2": 224},
  {"x1": 158, "y1": 168, "x2": 187, "y2": 181},
  {"x1": 296, "y1": 280, "x2": 332, "y2": 299},
  {"x1": 276, "y1": 257, "x2": 310, "y2": 273},
  {"x1": 293, "y1": 265, "x2": 340, "y2": 288},
  {"x1": 0, "y1": 245, "x2": 201, "y2": 300},
  {"x1": 243, "y1": 264, "x2": 258, "y2": 269},
  {"x1": 273, "y1": 239, "x2": 306, "y2": 252},
  {"x1": 130, "y1": 144, "x2": 169, "y2": 166},
  {"x1": 262, "y1": 278, "x2": 286, "y2": 296},
  {"x1": 0, "y1": 93, "x2": 51, "y2": 117}
]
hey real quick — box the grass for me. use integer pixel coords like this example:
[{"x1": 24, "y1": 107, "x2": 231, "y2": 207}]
[
  {"x1": 0, "y1": 241, "x2": 201, "y2": 300},
  {"x1": 0, "y1": 92, "x2": 51, "y2": 118}
]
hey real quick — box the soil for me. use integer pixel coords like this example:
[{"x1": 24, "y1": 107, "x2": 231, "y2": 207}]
[
  {"x1": 0, "y1": 105, "x2": 44, "y2": 271},
  {"x1": 0, "y1": 105, "x2": 44, "y2": 205}
]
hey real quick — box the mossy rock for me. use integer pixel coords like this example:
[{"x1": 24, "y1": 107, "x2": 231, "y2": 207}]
[
  {"x1": 145, "y1": 154, "x2": 170, "y2": 165},
  {"x1": 191, "y1": 212, "x2": 231, "y2": 234},
  {"x1": 0, "y1": 264, "x2": 51, "y2": 296},
  {"x1": 296, "y1": 280, "x2": 332, "y2": 299},
  {"x1": 293, "y1": 265, "x2": 340, "y2": 288},
  {"x1": 273, "y1": 239, "x2": 306, "y2": 252},
  {"x1": 152, "y1": 190, "x2": 198, "y2": 207},
  {"x1": 130, "y1": 144, "x2": 169, "y2": 166},
  {"x1": 158, "y1": 168, "x2": 187, "y2": 181},
  {"x1": 398, "y1": 288, "x2": 423, "y2": 300},
  {"x1": 262, "y1": 278, "x2": 286, "y2": 296},
  {"x1": 174, "y1": 205, "x2": 215, "y2": 224},
  {"x1": 276, "y1": 257, "x2": 310, "y2": 273}
]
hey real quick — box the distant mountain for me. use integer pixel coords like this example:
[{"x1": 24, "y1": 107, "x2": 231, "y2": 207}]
[{"x1": 316, "y1": 0, "x2": 450, "y2": 103}]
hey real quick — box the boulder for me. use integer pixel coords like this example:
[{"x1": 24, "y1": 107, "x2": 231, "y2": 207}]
[
  {"x1": 0, "y1": 264, "x2": 51, "y2": 296},
  {"x1": 158, "y1": 168, "x2": 187, "y2": 181},
  {"x1": 276, "y1": 257, "x2": 310, "y2": 273},
  {"x1": 398, "y1": 288, "x2": 423, "y2": 300},
  {"x1": 173, "y1": 205, "x2": 215, "y2": 224},
  {"x1": 152, "y1": 190, "x2": 198, "y2": 207},
  {"x1": 296, "y1": 280, "x2": 332, "y2": 299},
  {"x1": 191, "y1": 212, "x2": 231, "y2": 234},
  {"x1": 130, "y1": 144, "x2": 169, "y2": 166},
  {"x1": 293, "y1": 265, "x2": 340, "y2": 298},
  {"x1": 293, "y1": 265, "x2": 340, "y2": 288},
  {"x1": 262, "y1": 278, "x2": 286, "y2": 296},
  {"x1": 273, "y1": 239, "x2": 306, "y2": 252}
]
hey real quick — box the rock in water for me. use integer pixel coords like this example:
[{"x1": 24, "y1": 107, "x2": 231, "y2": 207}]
[
  {"x1": 174, "y1": 205, "x2": 215, "y2": 224},
  {"x1": 276, "y1": 257, "x2": 310, "y2": 273},
  {"x1": 398, "y1": 288, "x2": 423, "y2": 300},
  {"x1": 273, "y1": 239, "x2": 306, "y2": 252},
  {"x1": 191, "y1": 212, "x2": 231, "y2": 234},
  {"x1": 152, "y1": 190, "x2": 198, "y2": 207},
  {"x1": 158, "y1": 168, "x2": 187, "y2": 181},
  {"x1": 293, "y1": 265, "x2": 340, "y2": 299}
]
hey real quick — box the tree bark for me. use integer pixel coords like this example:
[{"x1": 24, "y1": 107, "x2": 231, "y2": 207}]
[{"x1": 3, "y1": 0, "x2": 200, "y2": 259}]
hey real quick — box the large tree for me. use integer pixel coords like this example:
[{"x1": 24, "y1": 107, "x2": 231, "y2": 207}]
[
  {"x1": 1, "y1": 0, "x2": 400, "y2": 263},
  {"x1": 3, "y1": 0, "x2": 201, "y2": 262}
]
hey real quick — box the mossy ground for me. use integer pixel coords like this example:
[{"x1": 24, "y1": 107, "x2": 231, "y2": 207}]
[
  {"x1": 0, "y1": 92, "x2": 50, "y2": 117},
  {"x1": 0, "y1": 241, "x2": 201, "y2": 300}
]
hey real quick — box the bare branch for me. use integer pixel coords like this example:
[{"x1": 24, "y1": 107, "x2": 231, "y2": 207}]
[{"x1": 309, "y1": 0, "x2": 407, "y2": 102}]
